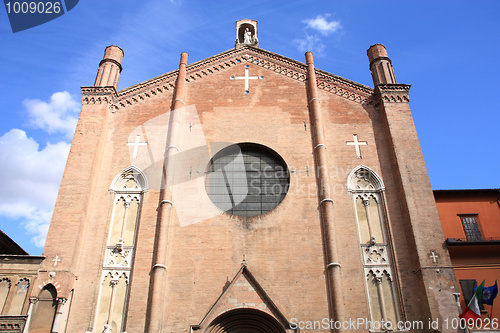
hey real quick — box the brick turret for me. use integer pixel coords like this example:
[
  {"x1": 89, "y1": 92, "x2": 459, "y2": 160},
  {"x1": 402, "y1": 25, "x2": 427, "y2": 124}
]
[
  {"x1": 369, "y1": 44, "x2": 460, "y2": 331},
  {"x1": 367, "y1": 44, "x2": 396, "y2": 85},
  {"x1": 94, "y1": 45, "x2": 124, "y2": 89}
]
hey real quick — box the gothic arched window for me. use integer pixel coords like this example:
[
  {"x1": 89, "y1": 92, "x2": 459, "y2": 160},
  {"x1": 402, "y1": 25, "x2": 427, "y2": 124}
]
[
  {"x1": 347, "y1": 166, "x2": 400, "y2": 329},
  {"x1": 0, "y1": 278, "x2": 10, "y2": 313},
  {"x1": 7, "y1": 278, "x2": 29, "y2": 315},
  {"x1": 29, "y1": 284, "x2": 57, "y2": 332},
  {"x1": 93, "y1": 166, "x2": 148, "y2": 333}
]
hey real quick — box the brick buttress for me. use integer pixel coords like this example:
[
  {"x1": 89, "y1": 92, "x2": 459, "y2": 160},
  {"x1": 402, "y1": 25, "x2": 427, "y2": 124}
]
[
  {"x1": 305, "y1": 51, "x2": 345, "y2": 333},
  {"x1": 146, "y1": 52, "x2": 188, "y2": 333}
]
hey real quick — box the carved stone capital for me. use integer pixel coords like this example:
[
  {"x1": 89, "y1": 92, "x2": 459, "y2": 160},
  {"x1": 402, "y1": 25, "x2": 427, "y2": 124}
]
[
  {"x1": 29, "y1": 297, "x2": 39, "y2": 304},
  {"x1": 375, "y1": 84, "x2": 411, "y2": 103}
]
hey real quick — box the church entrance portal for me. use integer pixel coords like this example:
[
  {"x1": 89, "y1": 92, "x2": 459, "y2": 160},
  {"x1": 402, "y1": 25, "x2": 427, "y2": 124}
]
[{"x1": 207, "y1": 308, "x2": 286, "y2": 333}]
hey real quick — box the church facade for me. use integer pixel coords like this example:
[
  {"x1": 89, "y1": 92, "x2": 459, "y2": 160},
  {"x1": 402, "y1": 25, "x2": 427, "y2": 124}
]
[{"x1": 21, "y1": 19, "x2": 459, "y2": 332}]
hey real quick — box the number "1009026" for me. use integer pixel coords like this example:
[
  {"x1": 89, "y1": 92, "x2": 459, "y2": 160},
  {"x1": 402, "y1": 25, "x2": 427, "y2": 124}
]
[{"x1": 5, "y1": 2, "x2": 62, "y2": 14}]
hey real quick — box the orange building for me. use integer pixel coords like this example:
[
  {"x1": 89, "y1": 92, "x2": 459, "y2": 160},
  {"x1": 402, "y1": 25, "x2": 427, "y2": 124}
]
[{"x1": 434, "y1": 189, "x2": 500, "y2": 323}]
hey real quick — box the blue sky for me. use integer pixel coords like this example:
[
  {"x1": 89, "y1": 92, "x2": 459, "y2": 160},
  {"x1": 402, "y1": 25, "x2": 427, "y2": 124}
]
[{"x1": 1, "y1": 0, "x2": 499, "y2": 255}]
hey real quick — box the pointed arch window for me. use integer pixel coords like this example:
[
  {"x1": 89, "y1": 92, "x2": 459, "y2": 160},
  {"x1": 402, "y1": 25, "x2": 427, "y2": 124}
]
[
  {"x1": 0, "y1": 278, "x2": 10, "y2": 314},
  {"x1": 347, "y1": 166, "x2": 401, "y2": 329},
  {"x1": 7, "y1": 278, "x2": 29, "y2": 315},
  {"x1": 93, "y1": 166, "x2": 148, "y2": 333},
  {"x1": 28, "y1": 284, "x2": 57, "y2": 332}
]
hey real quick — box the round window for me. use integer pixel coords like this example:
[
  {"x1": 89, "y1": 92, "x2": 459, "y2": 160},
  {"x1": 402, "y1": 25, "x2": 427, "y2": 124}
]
[{"x1": 206, "y1": 144, "x2": 289, "y2": 217}]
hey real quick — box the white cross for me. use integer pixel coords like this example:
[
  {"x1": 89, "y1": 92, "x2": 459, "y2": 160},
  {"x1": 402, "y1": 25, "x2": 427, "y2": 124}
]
[
  {"x1": 429, "y1": 251, "x2": 440, "y2": 263},
  {"x1": 230, "y1": 65, "x2": 263, "y2": 94},
  {"x1": 52, "y1": 254, "x2": 61, "y2": 268},
  {"x1": 346, "y1": 134, "x2": 368, "y2": 159},
  {"x1": 127, "y1": 135, "x2": 147, "y2": 159}
]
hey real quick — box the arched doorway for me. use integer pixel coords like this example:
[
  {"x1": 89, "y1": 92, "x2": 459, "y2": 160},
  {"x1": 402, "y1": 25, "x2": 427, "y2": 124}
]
[
  {"x1": 207, "y1": 308, "x2": 286, "y2": 333},
  {"x1": 28, "y1": 284, "x2": 57, "y2": 333}
]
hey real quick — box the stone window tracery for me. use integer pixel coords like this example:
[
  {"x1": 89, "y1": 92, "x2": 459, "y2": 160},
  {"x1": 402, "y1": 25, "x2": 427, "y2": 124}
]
[
  {"x1": 93, "y1": 166, "x2": 147, "y2": 333},
  {"x1": 348, "y1": 165, "x2": 400, "y2": 329}
]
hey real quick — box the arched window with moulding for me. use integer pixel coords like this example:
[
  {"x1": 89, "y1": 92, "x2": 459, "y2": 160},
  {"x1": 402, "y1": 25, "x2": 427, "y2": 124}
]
[
  {"x1": 7, "y1": 278, "x2": 29, "y2": 315},
  {"x1": 27, "y1": 284, "x2": 57, "y2": 332},
  {"x1": 93, "y1": 166, "x2": 148, "y2": 333},
  {"x1": 0, "y1": 278, "x2": 10, "y2": 314},
  {"x1": 347, "y1": 165, "x2": 401, "y2": 329}
]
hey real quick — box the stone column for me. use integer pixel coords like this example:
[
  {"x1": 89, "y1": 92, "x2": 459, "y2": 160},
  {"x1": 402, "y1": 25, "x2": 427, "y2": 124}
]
[
  {"x1": 362, "y1": 199, "x2": 376, "y2": 244},
  {"x1": 51, "y1": 297, "x2": 67, "y2": 333},
  {"x1": 22, "y1": 297, "x2": 38, "y2": 333},
  {"x1": 375, "y1": 277, "x2": 388, "y2": 323},
  {"x1": 118, "y1": 201, "x2": 131, "y2": 247},
  {"x1": 106, "y1": 279, "x2": 119, "y2": 329}
]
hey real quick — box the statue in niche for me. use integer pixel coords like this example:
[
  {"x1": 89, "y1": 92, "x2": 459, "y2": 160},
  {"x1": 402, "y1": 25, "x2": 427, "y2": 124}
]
[
  {"x1": 235, "y1": 23, "x2": 258, "y2": 48},
  {"x1": 243, "y1": 28, "x2": 253, "y2": 44}
]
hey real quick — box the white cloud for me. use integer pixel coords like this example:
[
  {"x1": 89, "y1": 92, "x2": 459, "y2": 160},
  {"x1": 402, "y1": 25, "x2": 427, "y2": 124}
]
[
  {"x1": 23, "y1": 91, "x2": 79, "y2": 139},
  {"x1": 1, "y1": 91, "x2": 77, "y2": 248},
  {"x1": 295, "y1": 14, "x2": 341, "y2": 54},
  {"x1": 294, "y1": 34, "x2": 326, "y2": 54},
  {"x1": 0, "y1": 129, "x2": 70, "y2": 247},
  {"x1": 303, "y1": 14, "x2": 341, "y2": 36}
]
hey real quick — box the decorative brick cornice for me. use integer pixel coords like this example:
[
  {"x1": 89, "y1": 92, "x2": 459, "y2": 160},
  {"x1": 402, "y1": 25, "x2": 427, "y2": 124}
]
[
  {"x1": 115, "y1": 70, "x2": 178, "y2": 110},
  {"x1": 0, "y1": 316, "x2": 27, "y2": 332},
  {"x1": 185, "y1": 47, "x2": 308, "y2": 84},
  {"x1": 81, "y1": 86, "x2": 118, "y2": 108},
  {"x1": 375, "y1": 84, "x2": 411, "y2": 103},
  {"x1": 316, "y1": 70, "x2": 374, "y2": 104},
  {"x1": 109, "y1": 46, "x2": 374, "y2": 110}
]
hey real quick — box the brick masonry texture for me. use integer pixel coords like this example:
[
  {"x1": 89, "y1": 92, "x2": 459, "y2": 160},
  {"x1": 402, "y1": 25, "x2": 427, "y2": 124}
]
[{"x1": 31, "y1": 44, "x2": 459, "y2": 333}]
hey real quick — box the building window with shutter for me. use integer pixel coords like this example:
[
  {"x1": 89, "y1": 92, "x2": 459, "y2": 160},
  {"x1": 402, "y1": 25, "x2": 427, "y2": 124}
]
[{"x1": 459, "y1": 215, "x2": 482, "y2": 241}]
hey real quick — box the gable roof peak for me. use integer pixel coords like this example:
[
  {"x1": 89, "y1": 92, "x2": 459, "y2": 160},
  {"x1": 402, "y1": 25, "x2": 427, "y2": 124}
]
[{"x1": 97, "y1": 46, "x2": 374, "y2": 111}]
